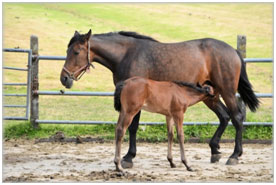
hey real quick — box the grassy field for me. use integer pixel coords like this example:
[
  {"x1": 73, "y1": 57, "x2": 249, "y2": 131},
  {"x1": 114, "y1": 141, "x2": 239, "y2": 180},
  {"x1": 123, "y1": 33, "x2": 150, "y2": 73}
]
[{"x1": 3, "y1": 3, "x2": 273, "y2": 140}]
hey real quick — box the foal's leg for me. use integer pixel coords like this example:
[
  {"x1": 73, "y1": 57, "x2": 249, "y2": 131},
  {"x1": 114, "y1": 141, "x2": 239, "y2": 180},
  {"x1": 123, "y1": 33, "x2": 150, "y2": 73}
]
[
  {"x1": 114, "y1": 112, "x2": 135, "y2": 172},
  {"x1": 166, "y1": 116, "x2": 176, "y2": 168},
  {"x1": 121, "y1": 111, "x2": 141, "y2": 169},
  {"x1": 204, "y1": 98, "x2": 231, "y2": 163},
  {"x1": 173, "y1": 112, "x2": 192, "y2": 171}
]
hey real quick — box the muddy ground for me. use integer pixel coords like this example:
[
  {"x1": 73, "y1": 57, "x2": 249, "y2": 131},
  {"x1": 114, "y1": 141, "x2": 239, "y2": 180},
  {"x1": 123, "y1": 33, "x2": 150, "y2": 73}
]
[{"x1": 3, "y1": 138, "x2": 273, "y2": 182}]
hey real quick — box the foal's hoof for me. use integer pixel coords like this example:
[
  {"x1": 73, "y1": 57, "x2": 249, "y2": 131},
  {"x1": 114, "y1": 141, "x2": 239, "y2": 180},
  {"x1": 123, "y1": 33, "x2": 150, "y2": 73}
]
[
  {"x1": 187, "y1": 167, "x2": 193, "y2": 172},
  {"x1": 226, "y1": 158, "x2": 239, "y2": 165},
  {"x1": 115, "y1": 166, "x2": 124, "y2": 172},
  {"x1": 210, "y1": 154, "x2": 222, "y2": 163},
  {"x1": 121, "y1": 159, "x2": 133, "y2": 169}
]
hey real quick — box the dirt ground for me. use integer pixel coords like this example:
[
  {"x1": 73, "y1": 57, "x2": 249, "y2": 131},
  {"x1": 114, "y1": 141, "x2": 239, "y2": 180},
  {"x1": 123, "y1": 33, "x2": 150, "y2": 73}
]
[{"x1": 3, "y1": 138, "x2": 273, "y2": 183}]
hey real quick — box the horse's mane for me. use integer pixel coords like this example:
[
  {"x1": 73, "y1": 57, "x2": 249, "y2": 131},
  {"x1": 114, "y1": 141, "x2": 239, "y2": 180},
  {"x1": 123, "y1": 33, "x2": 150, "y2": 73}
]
[
  {"x1": 173, "y1": 81, "x2": 211, "y2": 95},
  {"x1": 94, "y1": 31, "x2": 159, "y2": 42},
  {"x1": 118, "y1": 31, "x2": 159, "y2": 42},
  {"x1": 69, "y1": 31, "x2": 159, "y2": 47}
]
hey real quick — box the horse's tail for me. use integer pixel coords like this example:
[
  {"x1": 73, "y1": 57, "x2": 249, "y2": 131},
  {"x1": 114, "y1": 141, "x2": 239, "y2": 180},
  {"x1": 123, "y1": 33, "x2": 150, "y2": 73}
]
[
  {"x1": 236, "y1": 50, "x2": 260, "y2": 112},
  {"x1": 114, "y1": 81, "x2": 125, "y2": 112}
]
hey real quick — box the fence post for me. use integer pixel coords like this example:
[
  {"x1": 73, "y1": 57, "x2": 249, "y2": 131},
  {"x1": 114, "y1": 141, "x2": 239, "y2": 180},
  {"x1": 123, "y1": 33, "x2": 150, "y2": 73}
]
[
  {"x1": 30, "y1": 35, "x2": 39, "y2": 128},
  {"x1": 237, "y1": 35, "x2": 246, "y2": 121}
]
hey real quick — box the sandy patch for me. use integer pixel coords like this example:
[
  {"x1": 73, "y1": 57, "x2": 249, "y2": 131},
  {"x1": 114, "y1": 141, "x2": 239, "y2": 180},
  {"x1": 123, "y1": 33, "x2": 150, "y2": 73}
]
[{"x1": 3, "y1": 139, "x2": 273, "y2": 182}]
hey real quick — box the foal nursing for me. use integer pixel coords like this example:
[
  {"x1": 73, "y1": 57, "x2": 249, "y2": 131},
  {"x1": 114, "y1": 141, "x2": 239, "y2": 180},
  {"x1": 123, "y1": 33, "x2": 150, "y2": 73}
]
[{"x1": 114, "y1": 76, "x2": 214, "y2": 172}]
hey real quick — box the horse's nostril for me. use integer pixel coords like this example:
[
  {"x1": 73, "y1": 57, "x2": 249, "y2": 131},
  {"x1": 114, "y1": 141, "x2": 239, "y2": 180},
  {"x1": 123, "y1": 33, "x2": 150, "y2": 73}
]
[{"x1": 64, "y1": 76, "x2": 68, "y2": 82}]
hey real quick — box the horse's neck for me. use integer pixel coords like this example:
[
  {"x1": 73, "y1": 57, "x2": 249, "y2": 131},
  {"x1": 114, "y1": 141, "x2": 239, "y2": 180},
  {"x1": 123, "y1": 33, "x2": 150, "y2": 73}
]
[{"x1": 91, "y1": 35, "x2": 131, "y2": 72}]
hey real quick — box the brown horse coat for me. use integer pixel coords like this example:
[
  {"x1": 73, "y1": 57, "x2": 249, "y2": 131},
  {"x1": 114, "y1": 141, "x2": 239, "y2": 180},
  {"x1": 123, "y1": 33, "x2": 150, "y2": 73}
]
[
  {"x1": 61, "y1": 30, "x2": 259, "y2": 167},
  {"x1": 113, "y1": 76, "x2": 214, "y2": 171}
]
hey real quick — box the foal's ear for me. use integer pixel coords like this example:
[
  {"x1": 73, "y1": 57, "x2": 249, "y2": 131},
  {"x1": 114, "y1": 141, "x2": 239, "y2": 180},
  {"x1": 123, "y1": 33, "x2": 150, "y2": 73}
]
[
  {"x1": 203, "y1": 86, "x2": 210, "y2": 93},
  {"x1": 74, "y1": 30, "x2": 80, "y2": 36},
  {"x1": 85, "y1": 29, "x2": 92, "y2": 40}
]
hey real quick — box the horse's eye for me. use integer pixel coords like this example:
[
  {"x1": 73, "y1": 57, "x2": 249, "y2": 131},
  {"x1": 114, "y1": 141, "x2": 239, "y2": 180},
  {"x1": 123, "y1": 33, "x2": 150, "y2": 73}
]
[{"x1": 74, "y1": 51, "x2": 79, "y2": 55}]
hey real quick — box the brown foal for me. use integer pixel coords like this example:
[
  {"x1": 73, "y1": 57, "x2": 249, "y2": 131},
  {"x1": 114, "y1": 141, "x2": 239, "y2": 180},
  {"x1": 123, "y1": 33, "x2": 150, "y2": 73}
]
[{"x1": 113, "y1": 76, "x2": 214, "y2": 172}]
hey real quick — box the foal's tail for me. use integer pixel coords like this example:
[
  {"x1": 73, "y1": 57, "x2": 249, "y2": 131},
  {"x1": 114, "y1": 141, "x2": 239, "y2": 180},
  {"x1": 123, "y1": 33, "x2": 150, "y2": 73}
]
[
  {"x1": 114, "y1": 81, "x2": 125, "y2": 112},
  {"x1": 236, "y1": 50, "x2": 260, "y2": 112}
]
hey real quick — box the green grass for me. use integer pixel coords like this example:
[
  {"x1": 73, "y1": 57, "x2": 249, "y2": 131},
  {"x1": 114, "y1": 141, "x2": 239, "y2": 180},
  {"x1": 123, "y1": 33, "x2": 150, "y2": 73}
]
[
  {"x1": 4, "y1": 121, "x2": 272, "y2": 142},
  {"x1": 3, "y1": 3, "x2": 273, "y2": 140}
]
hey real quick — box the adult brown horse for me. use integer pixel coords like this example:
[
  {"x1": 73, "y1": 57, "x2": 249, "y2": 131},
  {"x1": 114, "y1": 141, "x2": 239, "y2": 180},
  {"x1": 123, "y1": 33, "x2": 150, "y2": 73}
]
[{"x1": 60, "y1": 29, "x2": 259, "y2": 167}]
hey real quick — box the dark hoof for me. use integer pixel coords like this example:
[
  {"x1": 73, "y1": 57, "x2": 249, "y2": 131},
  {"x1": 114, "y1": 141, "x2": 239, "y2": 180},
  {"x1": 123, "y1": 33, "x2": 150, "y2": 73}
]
[
  {"x1": 121, "y1": 159, "x2": 133, "y2": 169},
  {"x1": 210, "y1": 154, "x2": 221, "y2": 163},
  {"x1": 226, "y1": 158, "x2": 239, "y2": 165},
  {"x1": 170, "y1": 163, "x2": 176, "y2": 168},
  {"x1": 187, "y1": 167, "x2": 193, "y2": 172},
  {"x1": 115, "y1": 166, "x2": 123, "y2": 172}
]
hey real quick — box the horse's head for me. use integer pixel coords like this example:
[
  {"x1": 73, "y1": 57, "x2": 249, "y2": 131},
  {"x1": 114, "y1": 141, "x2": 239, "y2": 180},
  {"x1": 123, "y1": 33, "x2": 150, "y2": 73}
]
[{"x1": 60, "y1": 29, "x2": 95, "y2": 88}]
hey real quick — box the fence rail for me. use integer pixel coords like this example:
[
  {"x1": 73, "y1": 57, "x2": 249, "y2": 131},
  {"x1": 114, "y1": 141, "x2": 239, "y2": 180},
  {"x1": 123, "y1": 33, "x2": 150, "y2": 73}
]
[
  {"x1": 3, "y1": 35, "x2": 273, "y2": 127},
  {"x1": 38, "y1": 55, "x2": 273, "y2": 63},
  {"x1": 33, "y1": 91, "x2": 272, "y2": 98},
  {"x1": 244, "y1": 58, "x2": 273, "y2": 63}
]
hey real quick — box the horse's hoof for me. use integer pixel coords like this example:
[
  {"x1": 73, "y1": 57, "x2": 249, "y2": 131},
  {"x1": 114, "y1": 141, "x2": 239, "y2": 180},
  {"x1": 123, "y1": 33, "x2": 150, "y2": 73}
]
[
  {"x1": 226, "y1": 158, "x2": 239, "y2": 165},
  {"x1": 121, "y1": 159, "x2": 133, "y2": 169},
  {"x1": 187, "y1": 167, "x2": 193, "y2": 172},
  {"x1": 210, "y1": 154, "x2": 221, "y2": 163},
  {"x1": 170, "y1": 163, "x2": 176, "y2": 168}
]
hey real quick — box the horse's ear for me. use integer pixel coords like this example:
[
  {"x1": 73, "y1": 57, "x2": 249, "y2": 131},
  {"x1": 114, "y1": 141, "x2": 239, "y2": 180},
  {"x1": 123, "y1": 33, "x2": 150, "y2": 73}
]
[
  {"x1": 85, "y1": 29, "x2": 92, "y2": 40},
  {"x1": 74, "y1": 30, "x2": 80, "y2": 36}
]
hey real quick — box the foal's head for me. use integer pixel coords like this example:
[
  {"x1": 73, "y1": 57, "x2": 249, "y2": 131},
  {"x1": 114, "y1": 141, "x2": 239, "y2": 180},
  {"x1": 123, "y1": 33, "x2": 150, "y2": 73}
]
[
  {"x1": 60, "y1": 29, "x2": 95, "y2": 88},
  {"x1": 202, "y1": 84, "x2": 215, "y2": 97}
]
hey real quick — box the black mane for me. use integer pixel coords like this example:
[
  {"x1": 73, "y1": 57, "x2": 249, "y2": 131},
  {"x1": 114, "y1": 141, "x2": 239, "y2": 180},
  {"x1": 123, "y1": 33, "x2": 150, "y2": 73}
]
[
  {"x1": 94, "y1": 31, "x2": 159, "y2": 42},
  {"x1": 69, "y1": 31, "x2": 159, "y2": 47},
  {"x1": 118, "y1": 31, "x2": 159, "y2": 42},
  {"x1": 173, "y1": 81, "x2": 209, "y2": 95}
]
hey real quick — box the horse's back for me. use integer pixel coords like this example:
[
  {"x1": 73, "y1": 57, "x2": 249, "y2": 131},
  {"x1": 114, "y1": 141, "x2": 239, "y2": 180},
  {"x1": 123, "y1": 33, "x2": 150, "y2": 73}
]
[
  {"x1": 159, "y1": 38, "x2": 241, "y2": 92},
  {"x1": 123, "y1": 37, "x2": 241, "y2": 95}
]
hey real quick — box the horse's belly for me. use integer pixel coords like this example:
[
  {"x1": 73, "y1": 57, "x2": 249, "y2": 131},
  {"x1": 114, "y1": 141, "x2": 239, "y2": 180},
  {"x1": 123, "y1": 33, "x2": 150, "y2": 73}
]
[
  {"x1": 142, "y1": 103, "x2": 155, "y2": 113},
  {"x1": 142, "y1": 102, "x2": 169, "y2": 116}
]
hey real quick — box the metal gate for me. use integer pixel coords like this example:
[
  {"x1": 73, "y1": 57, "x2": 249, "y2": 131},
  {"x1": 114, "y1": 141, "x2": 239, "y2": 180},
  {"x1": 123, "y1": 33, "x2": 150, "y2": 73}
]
[{"x1": 3, "y1": 48, "x2": 32, "y2": 120}]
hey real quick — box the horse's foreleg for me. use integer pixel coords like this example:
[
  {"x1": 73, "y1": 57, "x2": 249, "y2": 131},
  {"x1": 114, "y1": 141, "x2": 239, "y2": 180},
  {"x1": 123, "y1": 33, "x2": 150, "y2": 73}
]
[
  {"x1": 174, "y1": 113, "x2": 192, "y2": 171},
  {"x1": 121, "y1": 111, "x2": 141, "y2": 169},
  {"x1": 114, "y1": 113, "x2": 134, "y2": 172},
  {"x1": 166, "y1": 116, "x2": 176, "y2": 168},
  {"x1": 204, "y1": 98, "x2": 230, "y2": 163}
]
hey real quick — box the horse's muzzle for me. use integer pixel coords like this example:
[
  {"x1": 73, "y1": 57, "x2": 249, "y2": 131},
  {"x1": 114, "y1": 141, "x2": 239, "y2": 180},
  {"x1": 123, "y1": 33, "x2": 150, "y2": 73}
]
[{"x1": 60, "y1": 74, "x2": 73, "y2": 89}]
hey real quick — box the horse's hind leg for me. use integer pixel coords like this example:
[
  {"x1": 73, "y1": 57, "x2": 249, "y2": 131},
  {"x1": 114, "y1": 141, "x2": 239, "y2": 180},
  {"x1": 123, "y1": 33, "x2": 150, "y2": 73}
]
[
  {"x1": 221, "y1": 92, "x2": 244, "y2": 165},
  {"x1": 173, "y1": 113, "x2": 192, "y2": 171},
  {"x1": 114, "y1": 112, "x2": 135, "y2": 172},
  {"x1": 166, "y1": 116, "x2": 176, "y2": 168},
  {"x1": 204, "y1": 98, "x2": 230, "y2": 163}
]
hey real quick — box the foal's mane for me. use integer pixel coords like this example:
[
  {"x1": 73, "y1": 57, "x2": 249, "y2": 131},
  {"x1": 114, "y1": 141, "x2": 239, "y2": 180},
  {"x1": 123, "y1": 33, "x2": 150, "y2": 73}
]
[{"x1": 173, "y1": 81, "x2": 210, "y2": 95}]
